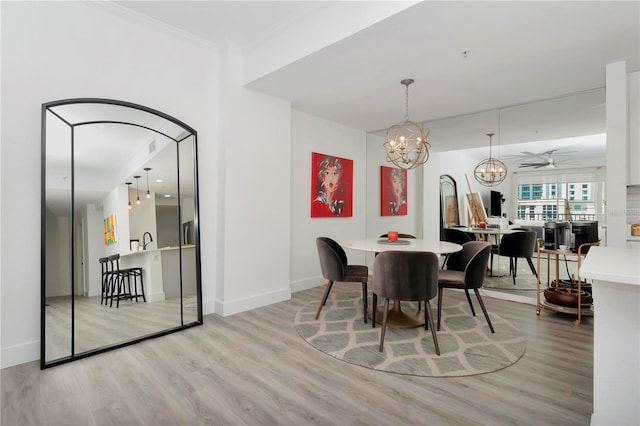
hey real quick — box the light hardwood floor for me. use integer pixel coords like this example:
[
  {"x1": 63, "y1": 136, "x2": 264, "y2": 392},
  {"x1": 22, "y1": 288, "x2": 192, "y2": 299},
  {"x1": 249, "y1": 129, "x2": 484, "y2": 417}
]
[{"x1": 2, "y1": 286, "x2": 593, "y2": 426}]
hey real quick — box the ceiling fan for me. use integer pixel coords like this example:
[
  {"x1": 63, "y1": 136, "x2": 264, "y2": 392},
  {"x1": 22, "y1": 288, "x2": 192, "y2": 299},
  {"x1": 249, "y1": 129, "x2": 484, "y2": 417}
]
[{"x1": 508, "y1": 149, "x2": 580, "y2": 169}]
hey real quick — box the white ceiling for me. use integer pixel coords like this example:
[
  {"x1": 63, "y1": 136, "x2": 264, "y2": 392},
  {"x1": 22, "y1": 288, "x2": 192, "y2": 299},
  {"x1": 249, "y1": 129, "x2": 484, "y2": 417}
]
[{"x1": 111, "y1": 1, "x2": 640, "y2": 162}]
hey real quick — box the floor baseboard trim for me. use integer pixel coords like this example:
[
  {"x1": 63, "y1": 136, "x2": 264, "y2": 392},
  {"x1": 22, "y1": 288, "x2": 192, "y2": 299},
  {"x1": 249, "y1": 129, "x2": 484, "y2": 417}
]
[{"x1": 1, "y1": 340, "x2": 39, "y2": 370}]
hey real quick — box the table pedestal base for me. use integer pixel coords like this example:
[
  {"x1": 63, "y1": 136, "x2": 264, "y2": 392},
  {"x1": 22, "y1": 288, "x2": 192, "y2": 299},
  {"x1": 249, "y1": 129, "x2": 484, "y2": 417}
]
[{"x1": 368, "y1": 300, "x2": 424, "y2": 329}]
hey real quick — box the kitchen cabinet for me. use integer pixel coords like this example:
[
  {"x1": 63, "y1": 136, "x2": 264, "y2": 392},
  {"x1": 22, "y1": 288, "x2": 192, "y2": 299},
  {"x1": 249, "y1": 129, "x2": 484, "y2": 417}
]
[{"x1": 580, "y1": 246, "x2": 640, "y2": 426}]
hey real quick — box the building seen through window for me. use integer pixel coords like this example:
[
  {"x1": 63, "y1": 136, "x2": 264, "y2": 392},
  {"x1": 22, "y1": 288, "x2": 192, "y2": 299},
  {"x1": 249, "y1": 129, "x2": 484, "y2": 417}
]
[{"x1": 517, "y1": 181, "x2": 596, "y2": 221}]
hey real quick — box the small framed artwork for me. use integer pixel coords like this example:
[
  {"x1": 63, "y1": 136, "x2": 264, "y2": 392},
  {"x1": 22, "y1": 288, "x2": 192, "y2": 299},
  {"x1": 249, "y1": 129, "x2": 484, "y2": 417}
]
[
  {"x1": 310, "y1": 152, "x2": 353, "y2": 217},
  {"x1": 104, "y1": 214, "x2": 116, "y2": 245},
  {"x1": 380, "y1": 166, "x2": 407, "y2": 216}
]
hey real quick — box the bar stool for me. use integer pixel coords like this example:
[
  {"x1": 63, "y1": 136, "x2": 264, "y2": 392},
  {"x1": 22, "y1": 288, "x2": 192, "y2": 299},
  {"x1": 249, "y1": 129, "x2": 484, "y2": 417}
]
[
  {"x1": 99, "y1": 257, "x2": 115, "y2": 305},
  {"x1": 107, "y1": 254, "x2": 145, "y2": 307}
]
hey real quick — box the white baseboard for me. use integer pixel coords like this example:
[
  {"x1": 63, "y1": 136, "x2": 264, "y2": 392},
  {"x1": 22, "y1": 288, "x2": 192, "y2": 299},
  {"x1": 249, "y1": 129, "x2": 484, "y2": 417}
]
[
  {"x1": 290, "y1": 276, "x2": 325, "y2": 293},
  {"x1": 1, "y1": 340, "x2": 39, "y2": 369},
  {"x1": 146, "y1": 291, "x2": 165, "y2": 303},
  {"x1": 482, "y1": 288, "x2": 537, "y2": 305},
  {"x1": 213, "y1": 287, "x2": 292, "y2": 316}
]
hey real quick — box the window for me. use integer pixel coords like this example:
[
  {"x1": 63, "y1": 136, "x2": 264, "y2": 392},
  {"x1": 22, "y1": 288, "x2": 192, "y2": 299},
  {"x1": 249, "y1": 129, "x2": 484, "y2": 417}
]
[
  {"x1": 542, "y1": 204, "x2": 557, "y2": 220},
  {"x1": 532, "y1": 184, "x2": 543, "y2": 199},
  {"x1": 516, "y1": 172, "x2": 600, "y2": 222}
]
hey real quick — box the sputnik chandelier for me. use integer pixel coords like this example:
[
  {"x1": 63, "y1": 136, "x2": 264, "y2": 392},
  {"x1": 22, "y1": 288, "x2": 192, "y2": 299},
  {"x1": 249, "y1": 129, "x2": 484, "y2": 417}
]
[
  {"x1": 383, "y1": 79, "x2": 431, "y2": 170},
  {"x1": 474, "y1": 132, "x2": 507, "y2": 187}
]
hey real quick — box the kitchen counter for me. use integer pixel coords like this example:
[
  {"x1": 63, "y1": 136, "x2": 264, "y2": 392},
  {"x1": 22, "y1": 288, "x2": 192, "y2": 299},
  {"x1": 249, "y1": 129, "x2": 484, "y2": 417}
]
[
  {"x1": 581, "y1": 246, "x2": 640, "y2": 285},
  {"x1": 118, "y1": 245, "x2": 196, "y2": 302},
  {"x1": 580, "y1": 246, "x2": 640, "y2": 426},
  {"x1": 120, "y1": 244, "x2": 195, "y2": 257}
]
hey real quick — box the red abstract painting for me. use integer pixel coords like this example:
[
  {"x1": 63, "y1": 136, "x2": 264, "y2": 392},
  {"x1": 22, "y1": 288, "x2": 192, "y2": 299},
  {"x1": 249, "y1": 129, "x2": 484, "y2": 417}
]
[
  {"x1": 380, "y1": 166, "x2": 407, "y2": 216},
  {"x1": 310, "y1": 152, "x2": 353, "y2": 217}
]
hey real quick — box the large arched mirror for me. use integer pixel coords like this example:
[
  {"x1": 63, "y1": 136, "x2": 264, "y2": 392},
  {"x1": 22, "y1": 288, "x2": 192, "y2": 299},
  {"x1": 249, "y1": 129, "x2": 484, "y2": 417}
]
[
  {"x1": 440, "y1": 174, "x2": 459, "y2": 239},
  {"x1": 41, "y1": 98, "x2": 202, "y2": 368}
]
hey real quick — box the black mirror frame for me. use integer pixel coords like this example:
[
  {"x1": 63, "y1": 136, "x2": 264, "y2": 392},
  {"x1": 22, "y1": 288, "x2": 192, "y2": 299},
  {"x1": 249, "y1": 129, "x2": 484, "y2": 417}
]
[
  {"x1": 439, "y1": 174, "x2": 460, "y2": 239},
  {"x1": 41, "y1": 98, "x2": 203, "y2": 369}
]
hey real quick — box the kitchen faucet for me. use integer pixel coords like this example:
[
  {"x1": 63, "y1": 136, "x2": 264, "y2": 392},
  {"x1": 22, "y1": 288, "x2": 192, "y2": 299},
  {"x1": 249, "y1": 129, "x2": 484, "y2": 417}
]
[{"x1": 142, "y1": 232, "x2": 153, "y2": 250}]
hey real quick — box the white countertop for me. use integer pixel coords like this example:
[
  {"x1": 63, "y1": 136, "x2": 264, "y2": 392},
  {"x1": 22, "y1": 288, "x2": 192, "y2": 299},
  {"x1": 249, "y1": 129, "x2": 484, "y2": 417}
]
[
  {"x1": 120, "y1": 244, "x2": 195, "y2": 257},
  {"x1": 580, "y1": 246, "x2": 640, "y2": 286}
]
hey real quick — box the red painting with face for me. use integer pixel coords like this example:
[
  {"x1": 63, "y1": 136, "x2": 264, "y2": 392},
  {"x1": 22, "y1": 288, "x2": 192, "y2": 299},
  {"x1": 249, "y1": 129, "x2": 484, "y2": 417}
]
[
  {"x1": 311, "y1": 152, "x2": 353, "y2": 217},
  {"x1": 380, "y1": 166, "x2": 407, "y2": 216}
]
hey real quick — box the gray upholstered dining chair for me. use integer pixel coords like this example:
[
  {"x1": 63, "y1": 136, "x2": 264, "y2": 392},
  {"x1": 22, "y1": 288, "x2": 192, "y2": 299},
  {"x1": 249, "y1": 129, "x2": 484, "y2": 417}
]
[
  {"x1": 315, "y1": 237, "x2": 369, "y2": 323},
  {"x1": 441, "y1": 228, "x2": 474, "y2": 269},
  {"x1": 437, "y1": 241, "x2": 494, "y2": 333},
  {"x1": 490, "y1": 230, "x2": 538, "y2": 285},
  {"x1": 372, "y1": 251, "x2": 440, "y2": 355}
]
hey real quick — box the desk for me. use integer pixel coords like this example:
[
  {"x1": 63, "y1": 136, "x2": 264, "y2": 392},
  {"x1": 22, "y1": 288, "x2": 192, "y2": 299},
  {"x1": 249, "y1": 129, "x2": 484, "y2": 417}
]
[{"x1": 340, "y1": 238, "x2": 462, "y2": 328}]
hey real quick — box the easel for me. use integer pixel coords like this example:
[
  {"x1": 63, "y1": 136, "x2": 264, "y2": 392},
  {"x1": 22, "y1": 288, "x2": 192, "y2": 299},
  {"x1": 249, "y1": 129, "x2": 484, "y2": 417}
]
[{"x1": 465, "y1": 174, "x2": 488, "y2": 227}]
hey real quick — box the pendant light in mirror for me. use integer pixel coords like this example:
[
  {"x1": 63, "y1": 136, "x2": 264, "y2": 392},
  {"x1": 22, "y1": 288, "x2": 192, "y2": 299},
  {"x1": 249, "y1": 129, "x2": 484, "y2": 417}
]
[
  {"x1": 474, "y1": 132, "x2": 507, "y2": 187},
  {"x1": 126, "y1": 182, "x2": 132, "y2": 209},
  {"x1": 383, "y1": 79, "x2": 431, "y2": 169},
  {"x1": 144, "y1": 167, "x2": 151, "y2": 199},
  {"x1": 134, "y1": 175, "x2": 141, "y2": 204}
]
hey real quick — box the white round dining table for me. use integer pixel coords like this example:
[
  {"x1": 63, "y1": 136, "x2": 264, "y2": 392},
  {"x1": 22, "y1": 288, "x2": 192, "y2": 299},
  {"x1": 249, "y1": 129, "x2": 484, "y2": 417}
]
[
  {"x1": 339, "y1": 237, "x2": 462, "y2": 328},
  {"x1": 339, "y1": 238, "x2": 462, "y2": 254}
]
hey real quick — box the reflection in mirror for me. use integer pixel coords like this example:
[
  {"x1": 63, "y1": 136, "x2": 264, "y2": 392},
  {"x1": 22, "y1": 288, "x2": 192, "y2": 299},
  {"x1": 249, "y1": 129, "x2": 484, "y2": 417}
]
[
  {"x1": 44, "y1": 112, "x2": 73, "y2": 362},
  {"x1": 440, "y1": 174, "x2": 459, "y2": 239},
  {"x1": 42, "y1": 99, "x2": 202, "y2": 368}
]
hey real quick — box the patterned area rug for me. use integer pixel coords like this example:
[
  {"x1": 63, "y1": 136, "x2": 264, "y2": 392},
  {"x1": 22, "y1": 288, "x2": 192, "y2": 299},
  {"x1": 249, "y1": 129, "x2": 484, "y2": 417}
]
[{"x1": 295, "y1": 289, "x2": 526, "y2": 377}]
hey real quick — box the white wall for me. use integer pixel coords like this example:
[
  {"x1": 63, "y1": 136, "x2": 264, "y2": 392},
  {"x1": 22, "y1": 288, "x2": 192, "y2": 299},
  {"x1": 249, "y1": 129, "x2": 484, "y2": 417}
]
[
  {"x1": 0, "y1": 1, "x2": 218, "y2": 368},
  {"x1": 290, "y1": 110, "x2": 368, "y2": 291},
  {"x1": 605, "y1": 62, "x2": 629, "y2": 247},
  {"x1": 213, "y1": 42, "x2": 293, "y2": 315},
  {"x1": 83, "y1": 204, "x2": 104, "y2": 298}
]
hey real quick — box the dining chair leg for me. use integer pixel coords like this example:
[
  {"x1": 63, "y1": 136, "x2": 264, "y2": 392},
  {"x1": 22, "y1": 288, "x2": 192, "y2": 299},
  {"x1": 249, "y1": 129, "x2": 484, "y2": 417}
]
[
  {"x1": 464, "y1": 289, "x2": 476, "y2": 316},
  {"x1": 490, "y1": 252, "x2": 494, "y2": 275},
  {"x1": 372, "y1": 293, "x2": 377, "y2": 328},
  {"x1": 437, "y1": 288, "x2": 444, "y2": 331},
  {"x1": 424, "y1": 300, "x2": 440, "y2": 356},
  {"x1": 512, "y1": 257, "x2": 518, "y2": 285},
  {"x1": 315, "y1": 280, "x2": 334, "y2": 319},
  {"x1": 526, "y1": 257, "x2": 537, "y2": 277},
  {"x1": 473, "y1": 289, "x2": 495, "y2": 333},
  {"x1": 361, "y1": 282, "x2": 368, "y2": 324},
  {"x1": 379, "y1": 299, "x2": 390, "y2": 352}
]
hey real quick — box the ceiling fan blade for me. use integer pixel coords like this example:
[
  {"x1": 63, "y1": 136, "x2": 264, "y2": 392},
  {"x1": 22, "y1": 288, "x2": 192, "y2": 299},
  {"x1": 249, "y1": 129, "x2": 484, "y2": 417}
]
[
  {"x1": 519, "y1": 164, "x2": 544, "y2": 168},
  {"x1": 551, "y1": 150, "x2": 579, "y2": 156},
  {"x1": 520, "y1": 162, "x2": 546, "y2": 166}
]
